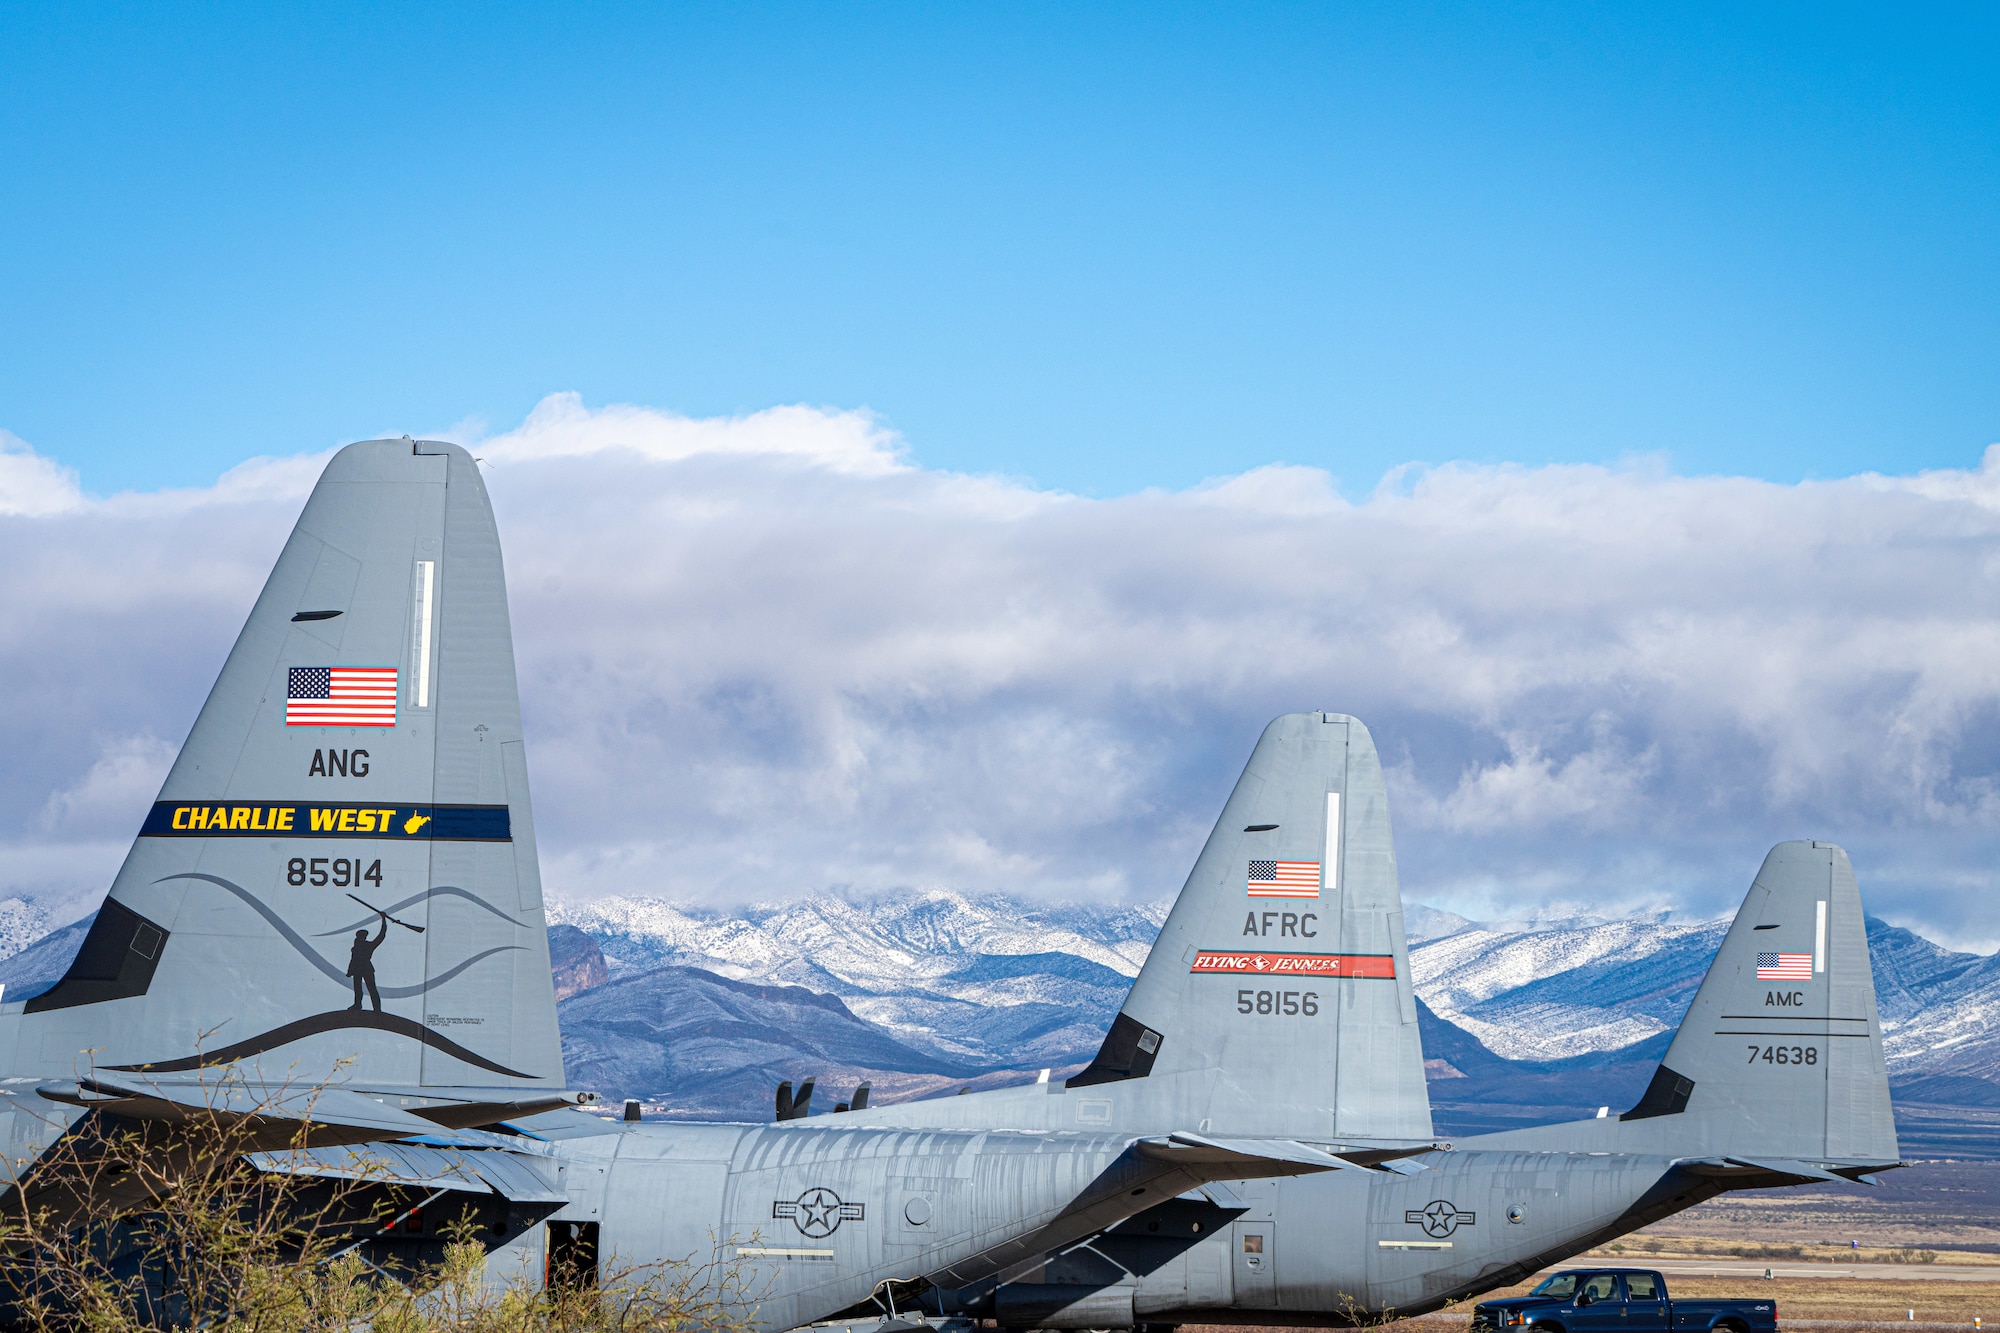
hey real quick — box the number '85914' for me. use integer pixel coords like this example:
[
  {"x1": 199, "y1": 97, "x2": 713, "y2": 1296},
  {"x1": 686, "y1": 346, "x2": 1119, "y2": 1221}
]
[{"x1": 287, "y1": 857, "x2": 383, "y2": 888}]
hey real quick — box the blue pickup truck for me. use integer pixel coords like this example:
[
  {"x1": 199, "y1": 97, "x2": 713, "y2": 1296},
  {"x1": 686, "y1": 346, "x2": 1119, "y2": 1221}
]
[{"x1": 1471, "y1": 1269, "x2": 1776, "y2": 1333}]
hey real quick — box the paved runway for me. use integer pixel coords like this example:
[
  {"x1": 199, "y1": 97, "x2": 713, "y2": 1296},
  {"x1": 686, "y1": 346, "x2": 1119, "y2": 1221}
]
[
  {"x1": 1635, "y1": 1258, "x2": 2000, "y2": 1284},
  {"x1": 1396, "y1": 1318, "x2": 1985, "y2": 1331}
]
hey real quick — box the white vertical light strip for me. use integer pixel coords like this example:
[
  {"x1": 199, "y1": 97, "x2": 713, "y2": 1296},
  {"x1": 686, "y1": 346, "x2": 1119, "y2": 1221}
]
[
  {"x1": 1814, "y1": 899, "x2": 1827, "y2": 974},
  {"x1": 413, "y1": 560, "x2": 435, "y2": 708},
  {"x1": 1323, "y1": 791, "x2": 1342, "y2": 898}
]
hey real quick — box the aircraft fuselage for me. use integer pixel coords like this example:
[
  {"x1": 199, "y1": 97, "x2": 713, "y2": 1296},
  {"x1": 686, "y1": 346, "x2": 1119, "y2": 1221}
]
[
  {"x1": 934, "y1": 1150, "x2": 1720, "y2": 1328},
  {"x1": 479, "y1": 1120, "x2": 1339, "y2": 1333}
]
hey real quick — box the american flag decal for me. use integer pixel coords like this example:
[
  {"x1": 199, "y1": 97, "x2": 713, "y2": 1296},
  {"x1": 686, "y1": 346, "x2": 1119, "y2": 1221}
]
[
  {"x1": 1248, "y1": 860, "x2": 1321, "y2": 899},
  {"x1": 286, "y1": 667, "x2": 398, "y2": 727},
  {"x1": 1757, "y1": 951, "x2": 1812, "y2": 980}
]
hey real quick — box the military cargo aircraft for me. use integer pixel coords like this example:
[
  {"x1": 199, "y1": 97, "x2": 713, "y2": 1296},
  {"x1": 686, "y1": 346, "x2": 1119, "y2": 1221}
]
[
  {"x1": 0, "y1": 439, "x2": 1352, "y2": 1330},
  {"x1": 826, "y1": 714, "x2": 1902, "y2": 1328}
]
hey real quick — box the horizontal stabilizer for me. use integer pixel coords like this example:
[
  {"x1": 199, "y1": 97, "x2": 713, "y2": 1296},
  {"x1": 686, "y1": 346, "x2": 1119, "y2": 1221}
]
[
  {"x1": 1728, "y1": 1144, "x2": 1848, "y2": 1176},
  {"x1": 256, "y1": 1142, "x2": 564, "y2": 1204},
  {"x1": 397, "y1": 1127, "x2": 539, "y2": 1150},
  {"x1": 1135, "y1": 1131, "x2": 1351, "y2": 1174},
  {"x1": 39, "y1": 1075, "x2": 440, "y2": 1139},
  {"x1": 1323, "y1": 1141, "x2": 1442, "y2": 1168},
  {"x1": 1726, "y1": 1156, "x2": 1850, "y2": 1183},
  {"x1": 38, "y1": 1073, "x2": 589, "y2": 1143},
  {"x1": 1678, "y1": 1154, "x2": 1887, "y2": 1184}
]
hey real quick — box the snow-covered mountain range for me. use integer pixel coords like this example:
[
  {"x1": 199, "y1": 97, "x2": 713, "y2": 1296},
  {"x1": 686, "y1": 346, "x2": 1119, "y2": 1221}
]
[
  {"x1": 548, "y1": 892, "x2": 1164, "y2": 1069},
  {"x1": 1409, "y1": 910, "x2": 2000, "y2": 1098},
  {"x1": 1410, "y1": 915, "x2": 1730, "y2": 1060},
  {"x1": 548, "y1": 889, "x2": 1998, "y2": 1108},
  {"x1": 1866, "y1": 919, "x2": 2000, "y2": 1105},
  {"x1": 0, "y1": 888, "x2": 1989, "y2": 1126},
  {"x1": 0, "y1": 898, "x2": 50, "y2": 962}
]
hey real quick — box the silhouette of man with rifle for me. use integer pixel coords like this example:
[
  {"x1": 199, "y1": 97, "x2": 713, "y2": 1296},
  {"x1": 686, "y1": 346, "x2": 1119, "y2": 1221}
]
[{"x1": 347, "y1": 911, "x2": 388, "y2": 1011}]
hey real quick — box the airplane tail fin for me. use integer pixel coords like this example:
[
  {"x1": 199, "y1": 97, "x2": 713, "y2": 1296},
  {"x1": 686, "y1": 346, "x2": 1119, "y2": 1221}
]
[
  {"x1": 16, "y1": 440, "x2": 566, "y2": 1114},
  {"x1": 1072, "y1": 712, "x2": 1433, "y2": 1141},
  {"x1": 1473, "y1": 840, "x2": 1899, "y2": 1168},
  {"x1": 1630, "y1": 839, "x2": 1898, "y2": 1164}
]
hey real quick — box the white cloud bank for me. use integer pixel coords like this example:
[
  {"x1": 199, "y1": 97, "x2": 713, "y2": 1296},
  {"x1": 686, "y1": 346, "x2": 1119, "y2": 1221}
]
[{"x1": 4, "y1": 394, "x2": 2000, "y2": 950}]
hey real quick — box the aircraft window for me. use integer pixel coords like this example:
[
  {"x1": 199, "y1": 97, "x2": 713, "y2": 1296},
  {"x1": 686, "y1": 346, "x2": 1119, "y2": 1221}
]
[
  {"x1": 1530, "y1": 1275, "x2": 1577, "y2": 1298},
  {"x1": 1581, "y1": 1275, "x2": 1620, "y2": 1302},
  {"x1": 1242, "y1": 1234, "x2": 1264, "y2": 1254},
  {"x1": 1627, "y1": 1274, "x2": 1659, "y2": 1300}
]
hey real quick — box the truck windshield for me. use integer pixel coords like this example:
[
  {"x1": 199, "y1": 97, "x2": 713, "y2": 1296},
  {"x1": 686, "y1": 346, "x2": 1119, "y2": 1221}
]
[{"x1": 1530, "y1": 1276, "x2": 1578, "y2": 1298}]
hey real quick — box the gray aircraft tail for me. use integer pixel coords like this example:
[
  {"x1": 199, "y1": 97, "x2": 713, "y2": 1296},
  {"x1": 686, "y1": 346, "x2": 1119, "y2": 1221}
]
[
  {"x1": 1086, "y1": 712, "x2": 1431, "y2": 1140},
  {"x1": 1473, "y1": 840, "x2": 1899, "y2": 1169},
  {"x1": 15, "y1": 440, "x2": 566, "y2": 1113},
  {"x1": 846, "y1": 712, "x2": 1434, "y2": 1143}
]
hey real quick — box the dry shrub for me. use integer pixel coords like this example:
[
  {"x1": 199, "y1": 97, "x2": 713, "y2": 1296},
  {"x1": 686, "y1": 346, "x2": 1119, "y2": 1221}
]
[{"x1": 0, "y1": 1069, "x2": 759, "y2": 1333}]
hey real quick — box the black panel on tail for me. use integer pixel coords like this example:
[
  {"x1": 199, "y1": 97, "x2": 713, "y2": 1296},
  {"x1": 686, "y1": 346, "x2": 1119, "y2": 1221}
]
[
  {"x1": 25, "y1": 900, "x2": 171, "y2": 1014},
  {"x1": 1620, "y1": 1064, "x2": 1695, "y2": 1121},
  {"x1": 1067, "y1": 1012, "x2": 1165, "y2": 1088}
]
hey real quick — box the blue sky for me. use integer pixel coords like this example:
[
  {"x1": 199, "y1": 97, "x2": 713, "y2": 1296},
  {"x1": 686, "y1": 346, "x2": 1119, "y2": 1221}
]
[
  {"x1": 5, "y1": 3, "x2": 1999, "y2": 496},
  {"x1": 9, "y1": 5, "x2": 2000, "y2": 951}
]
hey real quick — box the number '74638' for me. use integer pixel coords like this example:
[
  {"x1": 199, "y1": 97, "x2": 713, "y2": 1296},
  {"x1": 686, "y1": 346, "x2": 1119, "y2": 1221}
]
[{"x1": 1747, "y1": 1045, "x2": 1817, "y2": 1065}]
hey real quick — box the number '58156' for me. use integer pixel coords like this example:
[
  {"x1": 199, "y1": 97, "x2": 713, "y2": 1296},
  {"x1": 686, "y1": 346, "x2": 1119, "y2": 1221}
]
[{"x1": 1237, "y1": 989, "x2": 1318, "y2": 1016}]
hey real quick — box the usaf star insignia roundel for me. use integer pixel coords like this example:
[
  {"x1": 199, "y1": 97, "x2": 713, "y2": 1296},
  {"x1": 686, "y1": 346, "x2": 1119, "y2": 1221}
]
[
  {"x1": 1404, "y1": 1200, "x2": 1475, "y2": 1238},
  {"x1": 773, "y1": 1187, "x2": 866, "y2": 1238}
]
